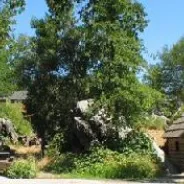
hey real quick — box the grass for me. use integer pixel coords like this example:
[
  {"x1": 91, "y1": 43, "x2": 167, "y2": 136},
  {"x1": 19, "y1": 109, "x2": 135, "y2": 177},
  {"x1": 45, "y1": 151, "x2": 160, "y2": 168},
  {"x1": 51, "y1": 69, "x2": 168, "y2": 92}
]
[
  {"x1": 0, "y1": 102, "x2": 33, "y2": 135},
  {"x1": 135, "y1": 115, "x2": 167, "y2": 130}
]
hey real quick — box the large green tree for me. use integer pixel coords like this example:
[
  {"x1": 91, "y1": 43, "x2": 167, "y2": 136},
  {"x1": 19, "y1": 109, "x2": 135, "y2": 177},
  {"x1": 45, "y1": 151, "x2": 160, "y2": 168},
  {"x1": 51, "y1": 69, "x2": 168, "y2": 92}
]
[{"x1": 16, "y1": 0, "x2": 161, "y2": 151}]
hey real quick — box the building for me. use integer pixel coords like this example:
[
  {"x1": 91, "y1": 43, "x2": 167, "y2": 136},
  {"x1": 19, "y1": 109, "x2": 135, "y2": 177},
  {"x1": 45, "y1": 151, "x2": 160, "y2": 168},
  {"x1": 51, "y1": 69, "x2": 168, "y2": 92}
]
[
  {"x1": 164, "y1": 115, "x2": 184, "y2": 171},
  {"x1": 9, "y1": 91, "x2": 28, "y2": 103},
  {"x1": 0, "y1": 91, "x2": 28, "y2": 103}
]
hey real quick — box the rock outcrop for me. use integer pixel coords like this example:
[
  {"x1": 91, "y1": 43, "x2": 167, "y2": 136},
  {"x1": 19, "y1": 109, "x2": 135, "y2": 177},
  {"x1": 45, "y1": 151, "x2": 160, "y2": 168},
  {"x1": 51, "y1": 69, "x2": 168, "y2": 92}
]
[
  {"x1": 0, "y1": 118, "x2": 18, "y2": 143},
  {"x1": 70, "y1": 100, "x2": 131, "y2": 152}
]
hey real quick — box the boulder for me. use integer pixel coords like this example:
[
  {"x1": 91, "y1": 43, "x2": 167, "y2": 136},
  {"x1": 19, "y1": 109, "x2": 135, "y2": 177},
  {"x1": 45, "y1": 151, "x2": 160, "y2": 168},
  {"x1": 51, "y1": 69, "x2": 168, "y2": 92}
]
[
  {"x1": 0, "y1": 118, "x2": 18, "y2": 143},
  {"x1": 70, "y1": 100, "x2": 130, "y2": 152},
  {"x1": 76, "y1": 99, "x2": 93, "y2": 114}
]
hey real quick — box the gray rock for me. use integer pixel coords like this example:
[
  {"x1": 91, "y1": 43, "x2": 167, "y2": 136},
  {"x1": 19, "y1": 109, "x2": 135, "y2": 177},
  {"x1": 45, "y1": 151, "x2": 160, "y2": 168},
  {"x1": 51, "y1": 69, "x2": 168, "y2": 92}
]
[
  {"x1": 0, "y1": 118, "x2": 18, "y2": 143},
  {"x1": 76, "y1": 99, "x2": 94, "y2": 114},
  {"x1": 70, "y1": 100, "x2": 129, "y2": 151}
]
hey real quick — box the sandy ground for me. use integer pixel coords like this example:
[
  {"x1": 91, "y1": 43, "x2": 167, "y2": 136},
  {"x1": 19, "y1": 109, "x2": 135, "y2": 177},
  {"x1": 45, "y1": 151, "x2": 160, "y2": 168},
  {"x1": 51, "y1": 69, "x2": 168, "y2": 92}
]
[{"x1": 146, "y1": 129, "x2": 166, "y2": 147}]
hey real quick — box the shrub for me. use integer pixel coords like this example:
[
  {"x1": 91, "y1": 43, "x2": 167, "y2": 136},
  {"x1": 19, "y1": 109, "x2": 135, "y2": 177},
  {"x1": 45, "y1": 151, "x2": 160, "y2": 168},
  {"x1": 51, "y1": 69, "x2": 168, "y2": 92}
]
[
  {"x1": 45, "y1": 148, "x2": 162, "y2": 179},
  {"x1": 76, "y1": 150, "x2": 161, "y2": 179},
  {"x1": 0, "y1": 102, "x2": 33, "y2": 135},
  {"x1": 6, "y1": 157, "x2": 37, "y2": 179},
  {"x1": 118, "y1": 130, "x2": 154, "y2": 154},
  {"x1": 46, "y1": 133, "x2": 67, "y2": 156},
  {"x1": 105, "y1": 130, "x2": 154, "y2": 155}
]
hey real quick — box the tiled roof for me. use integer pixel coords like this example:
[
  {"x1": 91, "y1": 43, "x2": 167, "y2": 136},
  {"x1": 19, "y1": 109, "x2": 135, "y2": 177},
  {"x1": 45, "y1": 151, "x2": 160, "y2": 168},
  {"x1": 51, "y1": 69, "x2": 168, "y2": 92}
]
[{"x1": 164, "y1": 116, "x2": 184, "y2": 138}]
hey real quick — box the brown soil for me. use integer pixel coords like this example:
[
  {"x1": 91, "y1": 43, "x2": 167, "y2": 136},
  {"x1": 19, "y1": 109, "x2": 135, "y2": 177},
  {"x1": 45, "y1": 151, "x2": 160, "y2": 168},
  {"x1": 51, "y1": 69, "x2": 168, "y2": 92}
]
[
  {"x1": 38, "y1": 156, "x2": 52, "y2": 170},
  {"x1": 146, "y1": 129, "x2": 166, "y2": 147}
]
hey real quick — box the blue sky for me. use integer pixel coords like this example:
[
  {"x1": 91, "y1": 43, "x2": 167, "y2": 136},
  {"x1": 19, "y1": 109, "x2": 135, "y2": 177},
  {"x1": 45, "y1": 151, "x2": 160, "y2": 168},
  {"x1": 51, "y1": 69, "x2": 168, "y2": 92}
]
[
  {"x1": 140, "y1": 0, "x2": 184, "y2": 63},
  {"x1": 15, "y1": 0, "x2": 184, "y2": 64}
]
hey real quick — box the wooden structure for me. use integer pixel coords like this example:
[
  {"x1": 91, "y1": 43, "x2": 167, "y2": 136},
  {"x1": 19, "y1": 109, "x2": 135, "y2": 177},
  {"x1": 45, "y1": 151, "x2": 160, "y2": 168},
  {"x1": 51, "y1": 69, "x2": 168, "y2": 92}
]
[{"x1": 164, "y1": 116, "x2": 184, "y2": 170}]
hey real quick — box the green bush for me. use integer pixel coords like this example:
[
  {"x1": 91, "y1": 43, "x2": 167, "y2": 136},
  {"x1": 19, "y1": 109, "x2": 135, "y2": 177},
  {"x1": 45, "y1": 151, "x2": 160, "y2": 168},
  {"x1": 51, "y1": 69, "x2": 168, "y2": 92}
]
[
  {"x1": 117, "y1": 130, "x2": 154, "y2": 154},
  {"x1": 0, "y1": 102, "x2": 33, "y2": 135},
  {"x1": 47, "y1": 133, "x2": 67, "y2": 156},
  {"x1": 80, "y1": 154, "x2": 160, "y2": 179},
  {"x1": 6, "y1": 157, "x2": 37, "y2": 179},
  {"x1": 46, "y1": 148, "x2": 162, "y2": 179},
  {"x1": 103, "y1": 130, "x2": 154, "y2": 155}
]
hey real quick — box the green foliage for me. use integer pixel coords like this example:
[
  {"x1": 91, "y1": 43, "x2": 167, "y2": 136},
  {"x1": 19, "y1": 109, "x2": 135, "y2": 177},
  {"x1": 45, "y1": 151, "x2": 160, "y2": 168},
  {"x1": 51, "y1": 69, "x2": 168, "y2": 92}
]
[
  {"x1": 11, "y1": 35, "x2": 34, "y2": 89},
  {"x1": 0, "y1": 0, "x2": 25, "y2": 95},
  {"x1": 172, "y1": 105, "x2": 184, "y2": 121},
  {"x1": 0, "y1": 102, "x2": 33, "y2": 135},
  {"x1": 117, "y1": 131, "x2": 154, "y2": 154},
  {"x1": 85, "y1": 0, "x2": 149, "y2": 124},
  {"x1": 45, "y1": 130, "x2": 162, "y2": 179},
  {"x1": 0, "y1": 0, "x2": 25, "y2": 47},
  {"x1": 135, "y1": 115, "x2": 167, "y2": 130},
  {"x1": 78, "y1": 153, "x2": 160, "y2": 179},
  {"x1": 6, "y1": 157, "x2": 37, "y2": 179},
  {"x1": 103, "y1": 130, "x2": 154, "y2": 154},
  {"x1": 46, "y1": 148, "x2": 162, "y2": 179},
  {"x1": 146, "y1": 37, "x2": 184, "y2": 115},
  {"x1": 0, "y1": 49, "x2": 18, "y2": 96},
  {"x1": 47, "y1": 133, "x2": 67, "y2": 156},
  {"x1": 47, "y1": 128, "x2": 154, "y2": 156}
]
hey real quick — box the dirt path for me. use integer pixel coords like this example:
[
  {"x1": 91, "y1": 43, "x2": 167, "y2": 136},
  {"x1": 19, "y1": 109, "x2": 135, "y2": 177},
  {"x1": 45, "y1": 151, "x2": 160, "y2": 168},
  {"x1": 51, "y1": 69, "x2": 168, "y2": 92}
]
[{"x1": 0, "y1": 179, "x2": 175, "y2": 184}]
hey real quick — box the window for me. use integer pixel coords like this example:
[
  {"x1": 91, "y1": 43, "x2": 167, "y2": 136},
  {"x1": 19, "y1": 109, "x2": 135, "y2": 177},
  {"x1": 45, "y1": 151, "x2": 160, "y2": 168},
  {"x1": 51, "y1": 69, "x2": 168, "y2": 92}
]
[{"x1": 175, "y1": 141, "x2": 180, "y2": 151}]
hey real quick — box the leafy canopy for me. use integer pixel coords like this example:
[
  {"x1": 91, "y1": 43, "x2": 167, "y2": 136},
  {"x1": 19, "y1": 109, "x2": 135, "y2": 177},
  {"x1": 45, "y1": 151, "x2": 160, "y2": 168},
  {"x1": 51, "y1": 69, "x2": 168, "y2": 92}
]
[
  {"x1": 0, "y1": 0, "x2": 25, "y2": 95},
  {"x1": 146, "y1": 37, "x2": 184, "y2": 115},
  {"x1": 15, "y1": 0, "x2": 161, "y2": 147}
]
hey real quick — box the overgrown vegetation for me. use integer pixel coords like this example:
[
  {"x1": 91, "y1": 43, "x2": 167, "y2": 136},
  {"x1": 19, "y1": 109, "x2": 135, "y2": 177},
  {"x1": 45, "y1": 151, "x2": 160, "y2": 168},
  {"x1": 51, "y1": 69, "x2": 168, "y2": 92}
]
[
  {"x1": 0, "y1": 102, "x2": 33, "y2": 135},
  {"x1": 44, "y1": 130, "x2": 163, "y2": 179},
  {"x1": 45, "y1": 147, "x2": 162, "y2": 179},
  {"x1": 6, "y1": 157, "x2": 37, "y2": 179}
]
